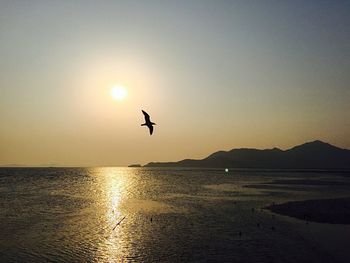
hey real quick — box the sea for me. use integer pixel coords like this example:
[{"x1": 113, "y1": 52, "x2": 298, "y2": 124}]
[{"x1": 0, "y1": 167, "x2": 350, "y2": 263}]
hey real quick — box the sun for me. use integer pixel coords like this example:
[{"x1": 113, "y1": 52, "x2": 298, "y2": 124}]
[{"x1": 111, "y1": 85, "x2": 128, "y2": 101}]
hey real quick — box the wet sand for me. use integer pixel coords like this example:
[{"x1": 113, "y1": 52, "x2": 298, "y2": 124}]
[
  {"x1": 265, "y1": 197, "x2": 350, "y2": 224},
  {"x1": 2, "y1": 168, "x2": 349, "y2": 262},
  {"x1": 265, "y1": 198, "x2": 350, "y2": 263}
]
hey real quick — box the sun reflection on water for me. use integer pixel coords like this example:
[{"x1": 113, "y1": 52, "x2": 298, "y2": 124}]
[
  {"x1": 90, "y1": 167, "x2": 181, "y2": 262},
  {"x1": 93, "y1": 167, "x2": 134, "y2": 262}
]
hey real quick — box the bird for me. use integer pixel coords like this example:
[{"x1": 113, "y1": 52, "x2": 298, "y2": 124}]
[{"x1": 141, "y1": 110, "x2": 156, "y2": 135}]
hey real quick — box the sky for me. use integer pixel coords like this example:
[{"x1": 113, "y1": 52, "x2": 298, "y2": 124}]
[{"x1": 1, "y1": 0, "x2": 349, "y2": 166}]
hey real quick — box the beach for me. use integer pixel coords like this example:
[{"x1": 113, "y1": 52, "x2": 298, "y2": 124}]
[
  {"x1": 265, "y1": 198, "x2": 350, "y2": 263},
  {"x1": 265, "y1": 197, "x2": 350, "y2": 224},
  {"x1": 1, "y1": 167, "x2": 350, "y2": 262}
]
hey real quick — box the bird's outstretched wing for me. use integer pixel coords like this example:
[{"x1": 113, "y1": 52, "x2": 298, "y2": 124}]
[
  {"x1": 142, "y1": 110, "x2": 151, "y2": 123},
  {"x1": 149, "y1": 125, "x2": 153, "y2": 135}
]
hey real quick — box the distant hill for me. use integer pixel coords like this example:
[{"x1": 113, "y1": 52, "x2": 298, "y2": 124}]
[
  {"x1": 128, "y1": 164, "x2": 142, "y2": 167},
  {"x1": 144, "y1": 140, "x2": 350, "y2": 169}
]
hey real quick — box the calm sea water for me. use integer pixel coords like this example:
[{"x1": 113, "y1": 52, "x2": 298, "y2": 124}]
[{"x1": 0, "y1": 168, "x2": 349, "y2": 262}]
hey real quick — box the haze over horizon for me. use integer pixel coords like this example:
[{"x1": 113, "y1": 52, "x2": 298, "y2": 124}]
[{"x1": 1, "y1": 1, "x2": 349, "y2": 166}]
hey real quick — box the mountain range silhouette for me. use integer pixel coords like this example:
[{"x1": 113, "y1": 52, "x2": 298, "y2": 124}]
[{"x1": 145, "y1": 140, "x2": 350, "y2": 169}]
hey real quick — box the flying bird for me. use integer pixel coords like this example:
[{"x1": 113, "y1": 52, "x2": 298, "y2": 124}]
[{"x1": 141, "y1": 110, "x2": 156, "y2": 135}]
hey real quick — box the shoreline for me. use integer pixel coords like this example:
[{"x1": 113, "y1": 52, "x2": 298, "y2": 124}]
[
  {"x1": 265, "y1": 198, "x2": 350, "y2": 263},
  {"x1": 265, "y1": 197, "x2": 350, "y2": 225}
]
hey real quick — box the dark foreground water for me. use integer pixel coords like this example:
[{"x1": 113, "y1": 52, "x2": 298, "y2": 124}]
[{"x1": 1, "y1": 168, "x2": 350, "y2": 262}]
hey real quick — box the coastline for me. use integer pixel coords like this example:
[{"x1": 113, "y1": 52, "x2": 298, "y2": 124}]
[
  {"x1": 265, "y1": 198, "x2": 350, "y2": 263},
  {"x1": 265, "y1": 197, "x2": 350, "y2": 224}
]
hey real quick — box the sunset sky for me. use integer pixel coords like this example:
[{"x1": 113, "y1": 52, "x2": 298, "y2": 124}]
[{"x1": 1, "y1": 0, "x2": 349, "y2": 166}]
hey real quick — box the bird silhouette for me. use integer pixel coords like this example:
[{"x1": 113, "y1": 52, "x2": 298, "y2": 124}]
[{"x1": 141, "y1": 110, "x2": 156, "y2": 135}]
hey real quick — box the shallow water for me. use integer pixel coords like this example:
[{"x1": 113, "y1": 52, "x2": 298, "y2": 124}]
[{"x1": 0, "y1": 168, "x2": 349, "y2": 262}]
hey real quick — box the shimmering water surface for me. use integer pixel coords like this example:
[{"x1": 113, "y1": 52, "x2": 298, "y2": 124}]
[{"x1": 1, "y1": 168, "x2": 350, "y2": 262}]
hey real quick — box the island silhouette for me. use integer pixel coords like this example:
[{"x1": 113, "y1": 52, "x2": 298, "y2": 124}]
[{"x1": 145, "y1": 140, "x2": 350, "y2": 169}]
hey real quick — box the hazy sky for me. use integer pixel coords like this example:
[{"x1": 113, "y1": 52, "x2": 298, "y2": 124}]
[{"x1": 1, "y1": 0, "x2": 349, "y2": 166}]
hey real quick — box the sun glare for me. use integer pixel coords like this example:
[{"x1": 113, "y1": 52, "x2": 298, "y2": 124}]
[{"x1": 111, "y1": 85, "x2": 128, "y2": 101}]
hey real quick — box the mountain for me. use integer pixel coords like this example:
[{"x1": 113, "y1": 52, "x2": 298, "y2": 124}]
[
  {"x1": 128, "y1": 164, "x2": 142, "y2": 167},
  {"x1": 144, "y1": 140, "x2": 350, "y2": 169}
]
